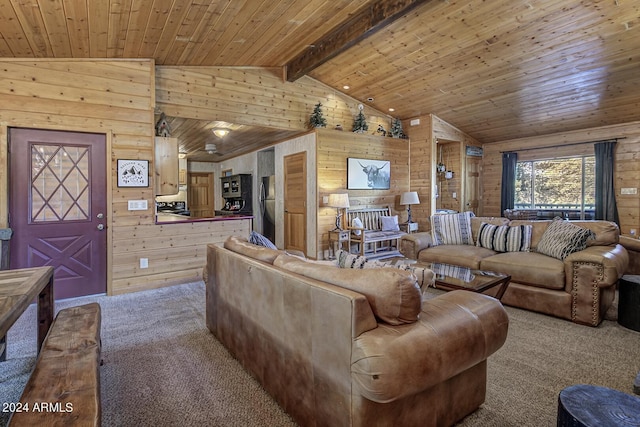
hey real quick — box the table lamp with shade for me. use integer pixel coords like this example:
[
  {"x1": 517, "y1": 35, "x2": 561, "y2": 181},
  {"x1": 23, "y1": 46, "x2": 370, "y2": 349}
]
[
  {"x1": 328, "y1": 193, "x2": 350, "y2": 230},
  {"x1": 400, "y1": 191, "x2": 420, "y2": 223}
]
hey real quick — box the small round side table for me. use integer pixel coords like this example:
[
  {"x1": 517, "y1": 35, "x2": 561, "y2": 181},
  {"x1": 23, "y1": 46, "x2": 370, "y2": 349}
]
[
  {"x1": 618, "y1": 275, "x2": 640, "y2": 332},
  {"x1": 557, "y1": 384, "x2": 640, "y2": 426}
]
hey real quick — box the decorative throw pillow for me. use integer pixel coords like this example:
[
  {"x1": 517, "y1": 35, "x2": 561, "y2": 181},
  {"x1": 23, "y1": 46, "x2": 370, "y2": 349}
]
[
  {"x1": 380, "y1": 215, "x2": 400, "y2": 231},
  {"x1": 476, "y1": 222, "x2": 532, "y2": 252},
  {"x1": 248, "y1": 230, "x2": 277, "y2": 249},
  {"x1": 430, "y1": 211, "x2": 474, "y2": 246},
  {"x1": 352, "y1": 217, "x2": 364, "y2": 236},
  {"x1": 536, "y1": 219, "x2": 595, "y2": 260},
  {"x1": 336, "y1": 249, "x2": 368, "y2": 269}
]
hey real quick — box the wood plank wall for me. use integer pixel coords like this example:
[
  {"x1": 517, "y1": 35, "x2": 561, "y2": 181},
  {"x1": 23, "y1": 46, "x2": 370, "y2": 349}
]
[
  {"x1": 155, "y1": 66, "x2": 390, "y2": 133},
  {"x1": 403, "y1": 114, "x2": 482, "y2": 232},
  {"x1": 482, "y1": 121, "x2": 640, "y2": 235},
  {"x1": 0, "y1": 59, "x2": 251, "y2": 295},
  {"x1": 316, "y1": 129, "x2": 409, "y2": 258}
]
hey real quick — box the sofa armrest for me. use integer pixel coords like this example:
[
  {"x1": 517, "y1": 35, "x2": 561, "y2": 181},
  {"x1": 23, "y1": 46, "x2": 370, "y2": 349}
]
[
  {"x1": 351, "y1": 291, "x2": 508, "y2": 403},
  {"x1": 399, "y1": 232, "x2": 433, "y2": 259},
  {"x1": 563, "y1": 244, "x2": 628, "y2": 326},
  {"x1": 564, "y1": 244, "x2": 629, "y2": 288}
]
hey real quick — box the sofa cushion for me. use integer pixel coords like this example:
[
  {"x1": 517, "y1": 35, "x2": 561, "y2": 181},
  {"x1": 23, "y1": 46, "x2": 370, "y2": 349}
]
[
  {"x1": 571, "y1": 221, "x2": 620, "y2": 246},
  {"x1": 274, "y1": 254, "x2": 421, "y2": 325},
  {"x1": 431, "y1": 211, "x2": 474, "y2": 246},
  {"x1": 509, "y1": 220, "x2": 551, "y2": 249},
  {"x1": 418, "y1": 244, "x2": 496, "y2": 270},
  {"x1": 223, "y1": 235, "x2": 282, "y2": 264},
  {"x1": 536, "y1": 218, "x2": 594, "y2": 260},
  {"x1": 480, "y1": 252, "x2": 566, "y2": 290},
  {"x1": 476, "y1": 222, "x2": 532, "y2": 252}
]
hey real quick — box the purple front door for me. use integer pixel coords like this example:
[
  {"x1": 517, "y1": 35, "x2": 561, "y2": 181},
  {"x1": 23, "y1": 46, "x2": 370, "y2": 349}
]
[{"x1": 9, "y1": 128, "x2": 107, "y2": 299}]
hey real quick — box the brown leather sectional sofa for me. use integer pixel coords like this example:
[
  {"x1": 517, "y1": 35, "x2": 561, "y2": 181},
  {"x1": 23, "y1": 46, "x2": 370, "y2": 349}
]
[
  {"x1": 206, "y1": 236, "x2": 509, "y2": 427},
  {"x1": 401, "y1": 217, "x2": 629, "y2": 326}
]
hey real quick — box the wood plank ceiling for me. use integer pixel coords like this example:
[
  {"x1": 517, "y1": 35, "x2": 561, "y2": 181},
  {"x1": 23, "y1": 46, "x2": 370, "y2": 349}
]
[{"x1": 1, "y1": 0, "x2": 639, "y2": 158}]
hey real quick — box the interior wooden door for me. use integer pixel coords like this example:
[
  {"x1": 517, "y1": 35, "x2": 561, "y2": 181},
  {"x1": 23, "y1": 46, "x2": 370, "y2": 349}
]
[
  {"x1": 188, "y1": 172, "x2": 214, "y2": 218},
  {"x1": 284, "y1": 152, "x2": 306, "y2": 254},
  {"x1": 9, "y1": 128, "x2": 107, "y2": 299},
  {"x1": 465, "y1": 155, "x2": 481, "y2": 215}
]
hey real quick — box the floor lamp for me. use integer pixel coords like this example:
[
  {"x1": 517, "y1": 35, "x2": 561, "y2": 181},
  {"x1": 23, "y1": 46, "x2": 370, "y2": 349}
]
[
  {"x1": 400, "y1": 191, "x2": 420, "y2": 223},
  {"x1": 328, "y1": 193, "x2": 350, "y2": 231}
]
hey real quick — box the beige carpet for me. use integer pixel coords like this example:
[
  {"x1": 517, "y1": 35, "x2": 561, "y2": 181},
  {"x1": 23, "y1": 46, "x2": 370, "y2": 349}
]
[{"x1": 1, "y1": 282, "x2": 638, "y2": 427}]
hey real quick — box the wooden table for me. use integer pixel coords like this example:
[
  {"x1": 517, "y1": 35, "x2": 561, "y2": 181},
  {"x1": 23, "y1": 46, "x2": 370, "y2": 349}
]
[{"x1": 0, "y1": 266, "x2": 54, "y2": 361}]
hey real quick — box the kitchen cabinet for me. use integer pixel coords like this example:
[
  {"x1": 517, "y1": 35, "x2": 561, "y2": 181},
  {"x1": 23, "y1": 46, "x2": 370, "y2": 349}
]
[{"x1": 155, "y1": 136, "x2": 179, "y2": 195}]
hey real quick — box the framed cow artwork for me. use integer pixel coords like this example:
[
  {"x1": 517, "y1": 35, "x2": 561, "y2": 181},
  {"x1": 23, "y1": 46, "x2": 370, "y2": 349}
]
[{"x1": 347, "y1": 158, "x2": 390, "y2": 190}]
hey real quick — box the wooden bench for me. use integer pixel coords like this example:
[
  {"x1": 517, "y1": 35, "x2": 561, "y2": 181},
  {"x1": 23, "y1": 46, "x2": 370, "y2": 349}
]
[
  {"x1": 9, "y1": 303, "x2": 102, "y2": 427},
  {"x1": 345, "y1": 205, "x2": 406, "y2": 257}
]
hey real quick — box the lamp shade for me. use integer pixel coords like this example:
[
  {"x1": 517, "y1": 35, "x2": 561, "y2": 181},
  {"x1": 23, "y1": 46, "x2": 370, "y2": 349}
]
[
  {"x1": 328, "y1": 193, "x2": 350, "y2": 208},
  {"x1": 400, "y1": 191, "x2": 420, "y2": 205}
]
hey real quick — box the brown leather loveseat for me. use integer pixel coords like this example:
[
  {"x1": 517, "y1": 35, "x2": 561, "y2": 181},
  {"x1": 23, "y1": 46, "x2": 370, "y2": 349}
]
[
  {"x1": 206, "y1": 236, "x2": 509, "y2": 427},
  {"x1": 401, "y1": 217, "x2": 628, "y2": 326}
]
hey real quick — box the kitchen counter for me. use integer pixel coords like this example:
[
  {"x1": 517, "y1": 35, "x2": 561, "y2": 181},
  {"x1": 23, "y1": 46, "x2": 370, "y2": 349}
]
[{"x1": 155, "y1": 213, "x2": 253, "y2": 224}]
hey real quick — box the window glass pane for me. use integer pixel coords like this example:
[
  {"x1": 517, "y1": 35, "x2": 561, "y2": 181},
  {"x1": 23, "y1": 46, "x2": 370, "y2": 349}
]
[{"x1": 514, "y1": 156, "x2": 595, "y2": 216}]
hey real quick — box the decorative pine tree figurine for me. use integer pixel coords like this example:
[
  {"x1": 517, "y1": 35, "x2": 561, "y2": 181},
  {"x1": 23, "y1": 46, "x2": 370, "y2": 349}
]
[
  {"x1": 390, "y1": 118, "x2": 403, "y2": 138},
  {"x1": 352, "y1": 104, "x2": 368, "y2": 133},
  {"x1": 309, "y1": 102, "x2": 327, "y2": 128}
]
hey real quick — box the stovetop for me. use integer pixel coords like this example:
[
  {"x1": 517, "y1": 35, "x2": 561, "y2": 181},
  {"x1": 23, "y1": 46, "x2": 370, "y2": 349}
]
[{"x1": 156, "y1": 201, "x2": 189, "y2": 215}]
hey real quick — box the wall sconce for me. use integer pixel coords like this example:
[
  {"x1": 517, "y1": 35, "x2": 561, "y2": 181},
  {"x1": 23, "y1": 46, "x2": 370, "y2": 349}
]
[
  {"x1": 400, "y1": 191, "x2": 420, "y2": 223},
  {"x1": 212, "y1": 128, "x2": 229, "y2": 138},
  {"x1": 328, "y1": 193, "x2": 350, "y2": 230}
]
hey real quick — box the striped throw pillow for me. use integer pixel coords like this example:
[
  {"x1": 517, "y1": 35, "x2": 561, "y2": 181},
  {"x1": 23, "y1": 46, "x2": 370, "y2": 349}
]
[
  {"x1": 476, "y1": 222, "x2": 532, "y2": 252},
  {"x1": 536, "y1": 219, "x2": 594, "y2": 260},
  {"x1": 249, "y1": 231, "x2": 277, "y2": 249},
  {"x1": 430, "y1": 211, "x2": 474, "y2": 246}
]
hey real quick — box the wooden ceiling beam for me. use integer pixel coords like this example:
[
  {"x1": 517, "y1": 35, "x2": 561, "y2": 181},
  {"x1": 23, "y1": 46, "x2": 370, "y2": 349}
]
[{"x1": 285, "y1": 0, "x2": 433, "y2": 82}]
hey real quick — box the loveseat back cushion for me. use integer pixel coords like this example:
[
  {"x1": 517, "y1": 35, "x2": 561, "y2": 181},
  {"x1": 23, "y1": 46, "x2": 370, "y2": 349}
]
[
  {"x1": 510, "y1": 220, "x2": 552, "y2": 249},
  {"x1": 570, "y1": 221, "x2": 620, "y2": 246},
  {"x1": 417, "y1": 244, "x2": 496, "y2": 270},
  {"x1": 223, "y1": 235, "x2": 282, "y2": 264},
  {"x1": 274, "y1": 254, "x2": 421, "y2": 325},
  {"x1": 479, "y1": 252, "x2": 566, "y2": 290}
]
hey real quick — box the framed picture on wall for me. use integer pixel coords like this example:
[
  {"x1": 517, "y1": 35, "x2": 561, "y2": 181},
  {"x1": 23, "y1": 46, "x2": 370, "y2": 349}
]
[
  {"x1": 117, "y1": 159, "x2": 149, "y2": 187},
  {"x1": 347, "y1": 158, "x2": 390, "y2": 190}
]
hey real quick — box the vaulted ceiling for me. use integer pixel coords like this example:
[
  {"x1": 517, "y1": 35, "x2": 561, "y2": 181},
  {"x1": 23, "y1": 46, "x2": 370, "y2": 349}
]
[{"x1": 1, "y1": 0, "x2": 639, "y2": 156}]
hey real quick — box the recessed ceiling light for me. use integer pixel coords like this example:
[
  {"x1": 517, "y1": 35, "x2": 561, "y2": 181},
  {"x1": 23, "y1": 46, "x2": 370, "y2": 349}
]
[
  {"x1": 388, "y1": 108, "x2": 395, "y2": 112},
  {"x1": 367, "y1": 97, "x2": 374, "y2": 102},
  {"x1": 343, "y1": 85, "x2": 350, "y2": 90}
]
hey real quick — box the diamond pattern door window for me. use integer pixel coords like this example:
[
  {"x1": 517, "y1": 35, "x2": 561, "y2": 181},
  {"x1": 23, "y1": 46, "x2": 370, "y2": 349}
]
[{"x1": 31, "y1": 144, "x2": 90, "y2": 222}]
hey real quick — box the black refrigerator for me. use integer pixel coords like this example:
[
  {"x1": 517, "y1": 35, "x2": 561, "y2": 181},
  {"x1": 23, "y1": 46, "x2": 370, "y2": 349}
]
[{"x1": 260, "y1": 175, "x2": 276, "y2": 243}]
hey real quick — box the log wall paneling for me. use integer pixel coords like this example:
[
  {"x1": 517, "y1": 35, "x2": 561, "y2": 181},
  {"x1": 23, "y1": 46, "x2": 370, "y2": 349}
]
[
  {"x1": 154, "y1": 136, "x2": 179, "y2": 195},
  {"x1": 316, "y1": 128, "x2": 409, "y2": 258},
  {"x1": 404, "y1": 114, "x2": 481, "y2": 232},
  {"x1": 481, "y1": 121, "x2": 640, "y2": 234},
  {"x1": 0, "y1": 59, "x2": 252, "y2": 296}
]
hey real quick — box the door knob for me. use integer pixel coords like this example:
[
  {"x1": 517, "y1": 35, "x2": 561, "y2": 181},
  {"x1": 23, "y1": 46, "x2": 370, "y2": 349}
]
[{"x1": 97, "y1": 224, "x2": 105, "y2": 230}]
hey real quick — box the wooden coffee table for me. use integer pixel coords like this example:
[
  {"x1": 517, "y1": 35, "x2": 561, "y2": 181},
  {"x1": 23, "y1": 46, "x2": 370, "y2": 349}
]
[{"x1": 411, "y1": 261, "x2": 511, "y2": 300}]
